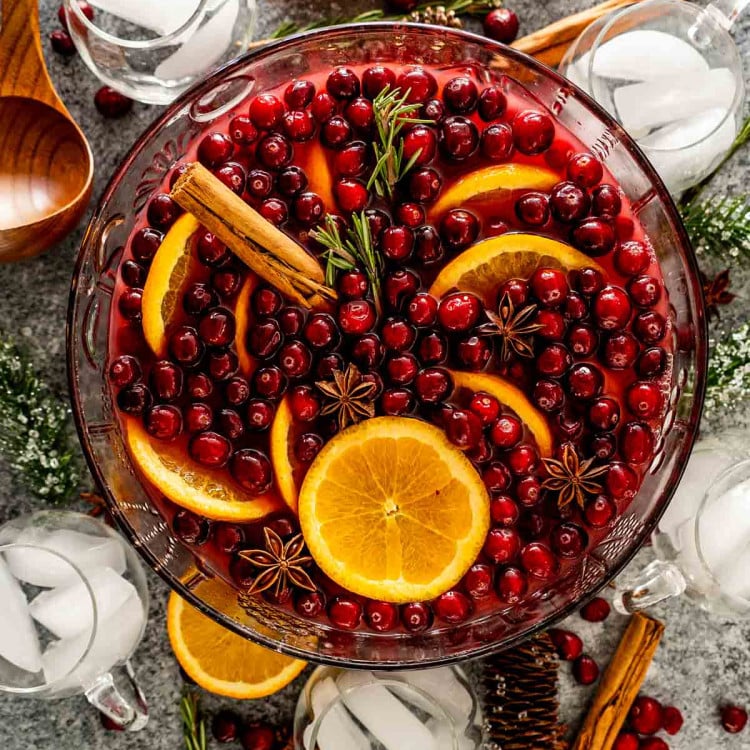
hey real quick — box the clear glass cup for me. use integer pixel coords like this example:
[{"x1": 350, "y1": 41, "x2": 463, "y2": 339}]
[
  {"x1": 615, "y1": 450, "x2": 750, "y2": 617},
  {"x1": 0, "y1": 511, "x2": 150, "y2": 730},
  {"x1": 294, "y1": 666, "x2": 483, "y2": 750},
  {"x1": 63, "y1": 0, "x2": 258, "y2": 104},
  {"x1": 559, "y1": 0, "x2": 746, "y2": 196}
]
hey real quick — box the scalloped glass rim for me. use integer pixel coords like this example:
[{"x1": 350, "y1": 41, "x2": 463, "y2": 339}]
[{"x1": 66, "y1": 22, "x2": 708, "y2": 668}]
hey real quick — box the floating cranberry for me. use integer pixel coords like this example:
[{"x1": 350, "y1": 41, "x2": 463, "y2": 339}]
[
  {"x1": 183, "y1": 284, "x2": 216, "y2": 317},
  {"x1": 144, "y1": 404, "x2": 182, "y2": 441},
  {"x1": 606, "y1": 461, "x2": 638, "y2": 499},
  {"x1": 402, "y1": 125, "x2": 438, "y2": 166},
  {"x1": 483, "y1": 7, "x2": 520, "y2": 42},
  {"x1": 168, "y1": 326, "x2": 203, "y2": 367},
  {"x1": 396, "y1": 67, "x2": 437, "y2": 104},
  {"x1": 555, "y1": 410, "x2": 584, "y2": 442},
  {"x1": 261, "y1": 199, "x2": 287, "y2": 228},
  {"x1": 385, "y1": 269, "x2": 419, "y2": 309},
  {"x1": 422, "y1": 98, "x2": 446, "y2": 124},
  {"x1": 588, "y1": 397, "x2": 620, "y2": 431},
  {"x1": 629, "y1": 695, "x2": 663, "y2": 735},
  {"x1": 239, "y1": 722, "x2": 275, "y2": 750},
  {"x1": 439, "y1": 209, "x2": 479, "y2": 250},
  {"x1": 584, "y1": 494, "x2": 616, "y2": 528},
  {"x1": 629, "y1": 275, "x2": 661, "y2": 307},
  {"x1": 537, "y1": 343, "x2": 572, "y2": 377},
  {"x1": 187, "y1": 373, "x2": 212, "y2": 400},
  {"x1": 441, "y1": 116, "x2": 479, "y2": 160},
  {"x1": 247, "y1": 318, "x2": 283, "y2": 359},
  {"x1": 184, "y1": 403, "x2": 213, "y2": 433},
  {"x1": 478, "y1": 85, "x2": 507, "y2": 121},
  {"x1": 550, "y1": 181, "x2": 590, "y2": 223},
  {"x1": 230, "y1": 448, "x2": 272, "y2": 493},
  {"x1": 246, "y1": 169, "x2": 273, "y2": 199},
  {"x1": 327, "y1": 67, "x2": 360, "y2": 99},
  {"x1": 516, "y1": 192, "x2": 550, "y2": 226},
  {"x1": 409, "y1": 167, "x2": 442, "y2": 202},
  {"x1": 574, "y1": 267, "x2": 605, "y2": 297},
  {"x1": 189, "y1": 431, "x2": 231, "y2": 468},
  {"x1": 338, "y1": 300, "x2": 375, "y2": 335},
  {"x1": 147, "y1": 194, "x2": 180, "y2": 229},
  {"x1": 513, "y1": 110, "x2": 554, "y2": 155},
  {"x1": 401, "y1": 601, "x2": 433, "y2": 632},
  {"x1": 572, "y1": 218, "x2": 616, "y2": 257},
  {"x1": 364, "y1": 601, "x2": 398, "y2": 632},
  {"x1": 593, "y1": 286, "x2": 632, "y2": 330},
  {"x1": 294, "y1": 589, "x2": 325, "y2": 618},
  {"x1": 333, "y1": 142, "x2": 367, "y2": 179},
  {"x1": 484, "y1": 527, "x2": 521, "y2": 564},
  {"x1": 496, "y1": 566, "x2": 528, "y2": 603},
  {"x1": 580, "y1": 596, "x2": 610, "y2": 622},
  {"x1": 490, "y1": 414, "x2": 523, "y2": 449},
  {"x1": 626, "y1": 381, "x2": 662, "y2": 419},
  {"x1": 386, "y1": 353, "x2": 419, "y2": 385},
  {"x1": 212, "y1": 268, "x2": 241, "y2": 299},
  {"x1": 462, "y1": 564, "x2": 494, "y2": 599},
  {"x1": 328, "y1": 597, "x2": 363, "y2": 629},
  {"x1": 294, "y1": 432, "x2": 324, "y2": 463},
  {"x1": 520, "y1": 542, "x2": 557, "y2": 579},
  {"x1": 256, "y1": 133, "x2": 293, "y2": 170},
  {"x1": 567, "y1": 152, "x2": 603, "y2": 188},
  {"x1": 638, "y1": 346, "x2": 666, "y2": 377},
  {"x1": 360, "y1": 64, "x2": 396, "y2": 98},
  {"x1": 443, "y1": 77, "x2": 478, "y2": 114},
  {"x1": 481, "y1": 123, "x2": 514, "y2": 161},
  {"x1": 490, "y1": 494, "x2": 519, "y2": 525},
  {"x1": 150, "y1": 360, "x2": 183, "y2": 401},
  {"x1": 548, "y1": 628, "x2": 584, "y2": 661},
  {"x1": 592, "y1": 184, "x2": 622, "y2": 218},
  {"x1": 662, "y1": 706, "x2": 684, "y2": 736},
  {"x1": 380, "y1": 387, "x2": 415, "y2": 415},
  {"x1": 198, "y1": 307, "x2": 235, "y2": 347},
  {"x1": 217, "y1": 408, "x2": 244, "y2": 439},
  {"x1": 280, "y1": 109, "x2": 315, "y2": 142},
  {"x1": 334, "y1": 178, "x2": 369, "y2": 213},
  {"x1": 418, "y1": 332, "x2": 448, "y2": 365},
  {"x1": 591, "y1": 431, "x2": 617, "y2": 459},
  {"x1": 405, "y1": 293, "x2": 437, "y2": 328},
  {"x1": 129, "y1": 227, "x2": 161, "y2": 265},
  {"x1": 602, "y1": 331, "x2": 639, "y2": 370},
  {"x1": 614, "y1": 240, "x2": 650, "y2": 276},
  {"x1": 249, "y1": 93, "x2": 284, "y2": 130},
  {"x1": 285, "y1": 79, "x2": 315, "y2": 108},
  {"x1": 212, "y1": 710, "x2": 241, "y2": 743},
  {"x1": 275, "y1": 166, "x2": 307, "y2": 198},
  {"x1": 531, "y1": 267, "x2": 569, "y2": 307},
  {"x1": 567, "y1": 363, "x2": 603, "y2": 400},
  {"x1": 109, "y1": 355, "x2": 141, "y2": 388},
  {"x1": 507, "y1": 443, "x2": 539, "y2": 475},
  {"x1": 336, "y1": 271, "x2": 368, "y2": 301},
  {"x1": 483, "y1": 462, "x2": 512, "y2": 494},
  {"x1": 381, "y1": 318, "x2": 416, "y2": 352},
  {"x1": 288, "y1": 385, "x2": 321, "y2": 422},
  {"x1": 117, "y1": 383, "x2": 151, "y2": 415},
  {"x1": 291, "y1": 192, "x2": 324, "y2": 225},
  {"x1": 632, "y1": 311, "x2": 666, "y2": 344},
  {"x1": 197, "y1": 132, "x2": 233, "y2": 168},
  {"x1": 351, "y1": 334, "x2": 385, "y2": 370},
  {"x1": 94, "y1": 86, "x2": 133, "y2": 118},
  {"x1": 121, "y1": 260, "x2": 146, "y2": 287},
  {"x1": 564, "y1": 292, "x2": 588, "y2": 321},
  {"x1": 414, "y1": 225, "x2": 444, "y2": 266},
  {"x1": 568, "y1": 324, "x2": 598, "y2": 357},
  {"x1": 457, "y1": 336, "x2": 490, "y2": 370},
  {"x1": 438, "y1": 292, "x2": 481, "y2": 333},
  {"x1": 213, "y1": 161, "x2": 246, "y2": 194},
  {"x1": 309, "y1": 90, "x2": 335, "y2": 122},
  {"x1": 253, "y1": 366, "x2": 288, "y2": 400},
  {"x1": 621, "y1": 421, "x2": 655, "y2": 464},
  {"x1": 721, "y1": 705, "x2": 748, "y2": 733},
  {"x1": 434, "y1": 590, "x2": 472, "y2": 623},
  {"x1": 498, "y1": 278, "x2": 529, "y2": 307},
  {"x1": 533, "y1": 379, "x2": 565, "y2": 412},
  {"x1": 469, "y1": 392, "x2": 500, "y2": 426},
  {"x1": 573, "y1": 654, "x2": 599, "y2": 685}
]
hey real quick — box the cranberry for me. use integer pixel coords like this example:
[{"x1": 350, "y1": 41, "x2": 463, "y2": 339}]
[
  {"x1": 212, "y1": 710, "x2": 241, "y2": 743},
  {"x1": 516, "y1": 192, "x2": 550, "y2": 226},
  {"x1": 633, "y1": 311, "x2": 666, "y2": 344},
  {"x1": 530, "y1": 267, "x2": 568, "y2": 307},
  {"x1": 621, "y1": 421, "x2": 655, "y2": 464},
  {"x1": 438, "y1": 292, "x2": 481, "y2": 332},
  {"x1": 481, "y1": 123, "x2": 514, "y2": 161},
  {"x1": 550, "y1": 181, "x2": 590, "y2": 223},
  {"x1": 606, "y1": 461, "x2": 638, "y2": 499},
  {"x1": 217, "y1": 408, "x2": 244, "y2": 439},
  {"x1": 483, "y1": 462, "x2": 512, "y2": 493},
  {"x1": 334, "y1": 178, "x2": 369, "y2": 213},
  {"x1": 248, "y1": 93, "x2": 284, "y2": 130},
  {"x1": 184, "y1": 284, "x2": 216, "y2": 316},
  {"x1": 230, "y1": 448, "x2": 272, "y2": 493},
  {"x1": 592, "y1": 184, "x2": 622, "y2": 217},
  {"x1": 663, "y1": 706, "x2": 684, "y2": 735},
  {"x1": 338, "y1": 271, "x2": 369, "y2": 300},
  {"x1": 184, "y1": 403, "x2": 213, "y2": 433},
  {"x1": 187, "y1": 373, "x2": 212, "y2": 399},
  {"x1": 328, "y1": 597, "x2": 362, "y2": 629},
  {"x1": 414, "y1": 225, "x2": 444, "y2": 266},
  {"x1": 575, "y1": 267, "x2": 605, "y2": 296},
  {"x1": 626, "y1": 381, "x2": 662, "y2": 419},
  {"x1": 490, "y1": 415, "x2": 523, "y2": 449},
  {"x1": 259, "y1": 198, "x2": 286, "y2": 225},
  {"x1": 628, "y1": 275, "x2": 661, "y2": 308},
  {"x1": 572, "y1": 218, "x2": 616, "y2": 257},
  {"x1": 498, "y1": 278, "x2": 529, "y2": 307},
  {"x1": 214, "y1": 161, "x2": 246, "y2": 194},
  {"x1": 614, "y1": 240, "x2": 650, "y2": 276},
  {"x1": 638, "y1": 346, "x2": 667, "y2": 377},
  {"x1": 239, "y1": 722, "x2": 275, "y2": 750},
  {"x1": 94, "y1": 86, "x2": 133, "y2": 118},
  {"x1": 121, "y1": 260, "x2": 146, "y2": 287},
  {"x1": 483, "y1": 527, "x2": 521, "y2": 564},
  {"x1": 548, "y1": 629, "x2": 584, "y2": 661},
  {"x1": 496, "y1": 566, "x2": 528, "y2": 603},
  {"x1": 409, "y1": 168, "x2": 442, "y2": 202},
  {"x1": 335, "y1": 300, "x2": 373, "y2": 336},
  {"x1": 381, "y1": 318, "x2": 416, "y2": 352},
  {"x1": 520, "y1": 541, "x2": 557, "y2": 579},
  {"x1": 537, "y1": 343, "x2": 572, "y2": 377},
  {"x1": 130, "y1": 227, "x2": 162, "y2": 263},
  {"x1": 567, "y1": 363, "x2": 603, "y2": 400},
  {"x1": 443, "y1": 77, "x2": 478, "y2": 114},
  {"x1": 396, "y1": 67, "x2": 437, "y2": 104},
  {"x1": 331, "y1": 144, "x2": 366, "y2": 180},
  {"x1": 478, "y1": 85, "x2": 507, "y2": 121},
  {"x1": 327, "y1": 67, "x2": 360, "y2": 99},
  {"x1": 589, "y1": 397, "x2": 620, "y2": 431},
  {"x1": 292, "y1": 192, "x2": 325, "y2": 225},
  {"x1": 386, "y1": 353, "x2": 419, "y2": 385},
  {"x1": 484, "y1": 7, "x2": 520, "y2": 42},
  {"x1": 146, "y1": 194, "x2": 180, "y2": 229},
  {"x1": 198, "y1": 308, "x2": 235, "y2": 347},
  {"x1": 602, "y1": 331, "x2": 639, "y2": 370},
  {"x1": 168, "y1": 326, "x2": 203, "y2": 367},
  {"x1": 490, "y1": 494, "x2": 519, "y2": 525},
  {"x1": 206, "y1": 354, "x2": 234, "y2": 383},
  {"x1": 401, "y1": 601, "x2": 433, "y2": 632},
  {"x1": 469, "y1": 392, "x2": 500, "y2": 425},
  {"x1": 555, "y1": 410, "x2": 585, "y2": 441},
  {"x1": 591, "y1": 431, "x2": 617, "y2": 460},
  {"x1": 460, "y1": 563, "x2": 493, "y2": 599},
  {"x1": 721, "y1": 705, "x2": 748, "y2": 733},
  {"x1": 256, "y1": 133, "x2": 293, "y2": 170},
  {"x1": 580, "y1": 596, "x2": 610, "y2": 622},
  {"x1": 513, "y1": 110, "x2": 554, "y2": 155},
  {"x1": 434, "y1": 590, "x2": 472, "y2": 623},
  {"x1": 404, "y1": 294, "x2": 436, "y2": 328},
  {"x1": 584, "y1": 495, "x2": 616, "y2": 527},
  {"x1": 365, "y1": 601, "x2": 398, "y2": 632},
  {"x1": 533, "y1": 379, "x2": 565, "y2": 412},
  {"x1": 253, "y1": 366, "x2": 287, "y2": 400},
  {"x1": 441, "y1": 116, "x2": 479, "y2": 160},
  {"x1": 58, "y1": 1, "x2": 95, "y2": 29},
  {"x1": 567, "y1": 152, "x2": 603, "y2": 188},
  {"x1": 593, "y1": 286, "x2": 632, "y2": 330},
  {"x1": 197, "y1": 132, "x2": 233, "y2": 168},
  {"x1": 639, "y1": 740, "x2": 668, "y2": 750},
  {"x1": 348, "y1": 334, "x2": 382, "y2": 371},
  {"x1": 294, "y1": 432, "x2": 324, "y2": 463},
  {"x1": 564, "y1": 292, "x2": 588, "y2": 321},
  {"x1": 246, "y1": 169, "x2": 273, "y2": 199},
  {"x1": 629, "y1": 695, "x2": 663, "y2": 735},
  {"x1": 276, "y1": 166, "x2": 308, "y2": 197},
  {"x1": 211, "y1": 268, "x2": 241, "y2": 299},
  {"x1": 189, "y1": 431, "x2": 231, "y2": 468},
  {"x1": 364, "y1": 209, "x2": 390, "y2": 240},
  {"x1": 359, "y1": 64, "x2": 395, "y2": 98},
  {"x1": 109, "y1": 355, "x2": 141, "y2": 388},
  {"x1": 285, "y1": 79, "x2": 315, "y2": 108},
  {"x1": 145, "y1": 405, "x2": 182, "y2": 441},
  {"x1": 282, "y1": 109, "x2": 316, "y2": 141},
  {"x1": 457, "y1": 335, "x2": 491, "y2": 370},
  {"x1": 247, "y1": 319, "x2": 283, "y2": 359},
  {"x1": 252, "y1": 286, "x2": 282, "y2": 318},
  {"x1": 316, "y1": 353, "x2": 344, "y2": 379},
  {"x1": 311, "y1": 91, "x2": 337, "y2": 123},
  {"x1": 439, "y1": 210, "x2": 479, "y2": 250},
  {"x1": 612, "y1": 733, "x2": 639, "y2": 750},
  {"x1": 568, "y1": 324, "x2": 598, "y2": 357},
  {"x1": 117, "y1": 383, "x2": 151, "y2": 415},
  {"x1": 381, "y1": 387, "x2": 415, "y2": 415},
  {"x1": 288, "y1": 385, "x2": 321, "y2": 422},
  {"x1": 573, "y1": 654, "x2": 599, "y2": 685},
  {"x1": 295, "y1": 589, "x2": 325, "y2": 617},
  {"x1": 418, "y1": 332, "x2": 448, "y2": 365},
  {"x1": 150, "y1": 361, "x2": 183, "y2": 401},
  {"x1": 421, "y1": 97, "x2": 445, "y2": 124},
  {"x1": 507, "y1": 443, "x2": 539, "y2": 475},
  {"x1": 402, "y1": 125, "x2": 437, "y2": 166}
]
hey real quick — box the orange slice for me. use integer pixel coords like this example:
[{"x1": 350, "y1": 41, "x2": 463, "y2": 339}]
[
  {"x1": 125, "y1": 418, "x2": 283, "y2": 522},
  {"x1": 305, "y1": 146, "x2": 335, "y2": 212},
  {"x1": 167, "y1": 586, "x2": 306, "y2": 699},
  {"x1": 234, "y1": 273, "x2": 259, "y2": 376},
  {"x1": 449, "y1": 370, "x2": 553, "y2": 457},
  {"x1": 429, "y1": 233, "x2": 599, "y2": 307},
  {"x1": 298, "y1": 416, "x2": 490, "y2": 603},
  {"x1": 269, "y1": 396, "x2": 303, "y2": 512},
  {"x1": 429, "y1": 164, "x2": 559, "y2": 218},
  {"x1": 141, "y1": 213, "x2": 201, "y2": 357}
]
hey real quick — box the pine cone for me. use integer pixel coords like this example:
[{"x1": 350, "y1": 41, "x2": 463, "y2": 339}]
[{"x1": 409, "y1": 6, "x2": 464, "y2": 28}]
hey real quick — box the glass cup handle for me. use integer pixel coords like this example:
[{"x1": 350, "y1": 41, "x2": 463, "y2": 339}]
[
  {"x1": 84, "y1": 660, "x2": 149, "y2": 731},
  {"x1": 613, "y1": 559, "x2": 687, "y2": 614}
]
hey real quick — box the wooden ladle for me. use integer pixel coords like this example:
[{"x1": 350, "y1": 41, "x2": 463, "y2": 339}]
[{"x1": 0, "y1": 0, "x2": 93, "y2": 261}]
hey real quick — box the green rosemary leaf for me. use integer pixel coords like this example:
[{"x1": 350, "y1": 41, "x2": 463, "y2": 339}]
[
  {"x1": 681, "y1": 195, "x2": 750, "y2": 262},
  {"x1": 0, "y1": 337, "x2": 80, "y2": 504},
  {"x1": 181, "y1": 691, "x2": 207, "y2": 750}
]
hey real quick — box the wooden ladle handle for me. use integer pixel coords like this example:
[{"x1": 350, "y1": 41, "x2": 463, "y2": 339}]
[{"x1": 0, "y1": 0, "x2": 68, "y2": 114}]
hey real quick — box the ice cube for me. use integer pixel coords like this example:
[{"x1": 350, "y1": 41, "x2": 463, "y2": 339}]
[
  {"x1": 0, "y1": 557, "x2": 43, "y2": 674},
  {"x1": 42, "y1": 591, "x2": 145, "y2": 688},
  {"x1": 590, "y1": 30, "x2": 709, "y2": 82},
  {"x1": 613, "y1": 68, "x2": 735, "y2": 134},
  {"x1": 308, "y1": 676, "x2": 370, "y2": 750},
  {"x1": 426, "y1": 718, "x2": 475, "y2": 750},
  {"x1": 154, "y1": 0, "x2": 239, "y2": 81},
  {"x1": 337, "y1": 670, "x2": 437, "y2": 750},
  {"x1": 30, "y1": 568, "x2": 136, "y2": 640},
  {"x1": 88, "y1": 0, "x2": 204, "y2": 36},
  {"x1": 711, "y1": 545, "x2": 750, "y2": 605},
  {"x1": 5, "y1": 528, "x2": 126, "y2": 587}
]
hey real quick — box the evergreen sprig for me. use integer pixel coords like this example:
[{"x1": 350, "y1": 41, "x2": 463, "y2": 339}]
[
  {"x1": 704, "y1": 322, "x2": 750, "y2": 418},
  {"x1": 0, "y1": 337, "x2": 79, "y2": 503},
  {"x1": 312, "y1": 212, "x2": 384, "y2": 316},
  {"x1": 681, "y1": 195, "x2": 750, "y2": 261},
  {"x1": 271, "y1": 0, "x2": 503, "y2": 37},
  {"x1": 180, "y1": 691, "x2": 207, "y2": 750}
]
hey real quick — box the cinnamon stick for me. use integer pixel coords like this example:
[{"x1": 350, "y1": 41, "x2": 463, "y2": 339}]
[
  {"x1": 572, "y1": 612, "x2": 664, "y2": 750},
  {"x1": 171, "y1": 163, "x2": 334, "y2": 308}
]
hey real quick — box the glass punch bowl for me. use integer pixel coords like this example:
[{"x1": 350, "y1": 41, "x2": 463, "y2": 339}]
[{"x1": 67, "y1": 23, "x2": 707, "y2": 668}]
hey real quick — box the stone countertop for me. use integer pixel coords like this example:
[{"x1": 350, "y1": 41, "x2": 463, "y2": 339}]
[{"x1": 0, "y1": 1, "x2": 749, "y2": 748}]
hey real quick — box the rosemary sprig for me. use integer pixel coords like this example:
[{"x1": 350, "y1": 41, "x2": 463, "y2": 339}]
[
  {"x1": 312, "y1": 212, "x2": 384, "y2": 316},
  {"x1": 369, "y1": 86, "x2": 433, "y2": 199},
  {"x1": 681, "y1": 195, "x2": 750, "y2": 262},
  {"x1": 271, "y1": 0, "x2": 502, "y2": 37},
  {"x1": 0, "y1": 337, "x2": 80, "y2": 503},
  {"x1": 180, "y1": 691, "x2": 207, "y2": 750}
]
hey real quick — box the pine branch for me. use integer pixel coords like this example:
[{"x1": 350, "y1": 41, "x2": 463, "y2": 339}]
[
  {"x1": 180, "y1": 691, "x2": 207, "y2": 750},
  {"x1": 681, "y1": 195, "x2": 750, "y2": 262},
  {"x1": 704, "y1": 322, "x2": 750, "y2": 418},
  {"x1": 0, "y1": 337, "x2": 80, "y2": 503},
  {"x1": 312, "y1": 213, "x2": 384, "y2": 316}
]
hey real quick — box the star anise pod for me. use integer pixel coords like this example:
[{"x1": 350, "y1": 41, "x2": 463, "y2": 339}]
[
  {"x1": 701, "y1": 269, "x2": 735, "y2": 320},
  {"x1": 541, "y1": 444, "x2": 608, "y2": 510},
  {"x1": 315, "y1": 363, "x2": 377, "y2": 430},
  {"x1": 238, "y1": 528, "x2": 315, "y2": 597},
  {"x1": 477, "y1": 292, "x2": 545, "y2": 361}
]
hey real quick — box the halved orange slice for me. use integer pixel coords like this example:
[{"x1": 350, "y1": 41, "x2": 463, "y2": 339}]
[
  {"x1": 234, "y1": 273, "x2": 259, "y2": 376},
  {"x1": 269, "y1": 396, "x2": 303, "y2": 512},
  {"x1": 125, "y1": 419, "x2": 283, "y2": 522},
  {"x1": 298, "y1": 416, "x2": 490, "y2": 603},
  {"x1": 429, "y1": 233, "x2": 599, "y2": 307},
  {"x1": 304, "y1": 146, "x2": 335, "y2": 212},
  {"x1": 167, "y1": 585, "x2": 306, "y2": 699},
  {"x1": 449, "y1": 370, "x2": 553, "y2": 457},
  {"x1": 429, "y1": 164, "x2": 559, "y2": 218},
  {"x1": 141, "y1": 213, "x2": 201, "y2": 357}
]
